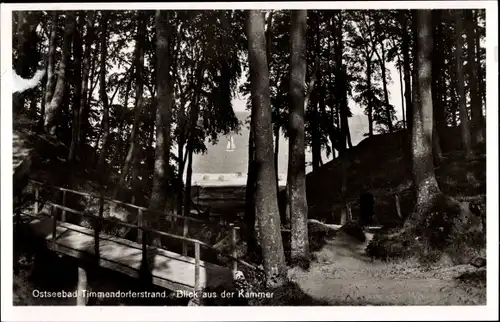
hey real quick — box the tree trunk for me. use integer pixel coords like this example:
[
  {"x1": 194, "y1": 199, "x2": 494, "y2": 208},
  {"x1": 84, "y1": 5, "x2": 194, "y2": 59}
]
[
  {"x1": 44, "y1": 11, "x2": 75, "y2": 135},
  {"x1": 149, "y1": 10, "x2": 173, "y2": 237},
  {"x1": 465, "y1": 10, "x2": 484, "y2": 145},
  {"x1": 246, "y1": 9, "x2": 287, "y2": 288},
  {"x1": 118, "y1": 13, "x2": 146, "y2": 196},
  {"x1": 176, "y1": 142, "x2": 186, "y2": 217},
  {"x1": 431, "y1": 10, "x2": 443, "y2": 163},
  {"x1": 78, "y1": 27, "x2": 101, "y2": 147},
  {"x1": 274, "y1": 124, "x2": 280, "y2": 184},
  {"x1": 397, "y1": 55, "x2": 406, "y2": 129},
  {"x1": 400, "y1": 10, "x2": 413, "y2": 133},
  {"x1": 311, "y1": 14, "x2": 322, "y2": 170},
  {"x1": 78, "y1": 20, "x2": 97, "y2": 150},
  {"x1": 455, "y1": 10, "x2": 474, "y2": 159},
  {"x1": 412, "y1": 10, "x2": 442, "y2": 215},
  {"x1": 43, "y1": 11, "x2": 57, "y2": 126},
  {"x1": 97, "y1": 12, "x2": 110, "y2": 176},
  {"x1": 245, "y1": 126, "x2": 259, "y2": 254},
  {"x1": 334, "y1": 12, "x2": 351, "y2": 149},
  {"x1": 288, "y1": 10, "x2": 310, "y2": 266},
  {"x1": 183, "y1": 64, "x2": 204, "y2": 219},
  {"x1": 474, "y1": 10, "x2": 485, "y2": 116},
  {"x1": 69, "y1": 12, "x2": 84, "y2": 162},
  {"x1": 378, "y1": 44, "x2": 394, "y2": 133},
  {"x1": 367, "y1": 52, "x2": 374, "y2": 136}
]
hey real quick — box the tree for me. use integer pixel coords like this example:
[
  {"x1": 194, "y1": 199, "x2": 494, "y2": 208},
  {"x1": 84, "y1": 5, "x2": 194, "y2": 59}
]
[
  {"x1": 74, "y1": 12, "x2": 95, "y2": 160},
  {"x1": 410, "y1": 9, "x2": 441, "y2": 211},
  {"x1": 43, "y1": 11, "x2": 57, "y2": 125},
  {"x1": 148, "y1": 10, "x2": 173, "y2": 240},
  {"x1": 246, "y1": 9, "x2": 287, "y2": 288},
  {"x1": 44, "y1": 11, "x2": 75, "y2": 135},
  {"x1": 118, "y1": 11, "x2": 146, "y2": 198},
  {"x1": 465, "y1": 10, "x2": 484, "y2": 145},
  {"x1": 409, "y1": 9, "x2": 464, "y2": 224},
  {"x1": 68, "y1": 12, "x2": 84, "y2": 162},
  {"x1": 288, "y1": 10, "x2": 310, "y2": 265},
  {"x1": 454, "y1": 10, "x2": 473, "y2": 159},
  {"x1": 400, "y1": 10, "x2": 413, "y2": 134},
  {"x1": 97, "y1": 12, "x2": 111, "y2": 174}
]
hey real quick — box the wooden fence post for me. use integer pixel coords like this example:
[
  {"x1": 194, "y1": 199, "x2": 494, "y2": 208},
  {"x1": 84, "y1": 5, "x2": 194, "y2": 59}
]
[
  {"x1": 61, "y1": 190, "x2": 67, "y2": 222},
  {"x1": 230, "y1": 224, "x2": 238, "y2": 275},
  {"x1": 141, "y1": 211, "x2": 148, "y2": 271},
  {"x1": 14, "y1": 207, "x2": 21, "y2": 274},
  {"x1": 137, "y1": 208, "x2": 143, "y2": 244},
  {"x1": 182, "y1": 218, "x2": 189, "y2": 256},
  {"x1": 51, "y1": 205, "x2": 58, "y2": 250},
  {"x1": 34, "y1": 185, "x2": 39, "y2": 215},
  {"x1": 94, "y1": 192, "x2": 104, "y2": 260},
  {"x1": 194, "y1": 242, "x2": 200, "y2": 294},
  {"x1": 76, "y1": 266, "x2": 88, "y2": 306},
  {"x1": 395, "y1": 194, "x2": 402, "y2": 219}
]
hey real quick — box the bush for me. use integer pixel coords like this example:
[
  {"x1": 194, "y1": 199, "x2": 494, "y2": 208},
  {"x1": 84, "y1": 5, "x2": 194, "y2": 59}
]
[{"x1": 365, "y1": 198, "x2": 485, "y2": 264}]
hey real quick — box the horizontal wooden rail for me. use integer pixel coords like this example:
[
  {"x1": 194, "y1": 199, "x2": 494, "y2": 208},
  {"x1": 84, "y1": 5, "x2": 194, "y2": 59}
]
[{"x1": 29, "y1": 179, "x2": 206, "y2": 224}]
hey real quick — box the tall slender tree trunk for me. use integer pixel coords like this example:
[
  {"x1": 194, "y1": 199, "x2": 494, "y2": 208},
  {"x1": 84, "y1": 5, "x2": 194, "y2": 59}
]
[
  {"x1": 367, "y1": 52, "x2": 374, "y2": 136},
  {"x1": 183, "y1": 64, "x2": 204, "y2": 219},
  {"x1": 176, "y1": 141, "x2": 186, "y2": 217},
  {"x1": 118, "y1": 13, "x2": 146, "y2": 196},
  {"x1": 76, "y1": 12, "x2": 93, "y2": 156},
  {"x1": 288, "y1": 10, "x2": 310, "y2": 266},
  {"x1": 97, "y1": 12, "x2": 110, "y2": 175},
  {"x1": 80, "y1": 27, "x2": 99, "y2": 149},
  {"x1": 310, "y1": 14, "x2": 322, "y2": 170},
  {"x1": 377, "y1": 45, "x2": 394, "y2": 133},
  {"x1": 149, "y1": 10, "x2": 173, "y2": 237},
  {"x1": 455, "y1": 10, "x2": 474, "y2": 159},
  {"x1": 44, "y1": 11, "x2": 75, "y2": 135},
  {"x1": 42, "y1": 11, "x2": 57, "y2": 127},
  {"x1": 274, "y1": 125, "x2": 280, "y2": 181},
  {"x1": 401, "y1": 10, "x2": 413, "y2": 133},
  {"x1": 397, "y1": 55, "x2": 406, "y2": 129},
  {"x1": 334, "y1": 12, "x2": 352, "y2": 149},
  {"x1": 431, "y1": 11, "x2": 443, "y2": 163},
  {"x1": 465, "y1": 10, "x2": 484, "y2": 145},
  {"x1": 246, "y1": 10, "x2": 287, "y2": 288},
  {"x1": 69, "y1": 12, "x2": 84, "y2": 162},
  {"x1": 473, "y1": 10, "x2": 485, "y2": 115},
  {"x1": 411, "y1": 10, "x2": 442, "y2": 217},
  {"x1": 245, "y1": 126, "x2": 259, "y2": 254}
]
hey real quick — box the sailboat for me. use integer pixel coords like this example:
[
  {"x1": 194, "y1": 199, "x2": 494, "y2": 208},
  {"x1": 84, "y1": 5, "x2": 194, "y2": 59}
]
[{"x1": 225, "y1": 135, "x2": 236, "y2": 152}]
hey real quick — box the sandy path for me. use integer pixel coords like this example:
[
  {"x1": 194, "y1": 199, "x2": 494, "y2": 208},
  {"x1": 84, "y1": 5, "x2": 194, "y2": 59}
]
[{"x1": 288, "y1": 231, "x2": 486, "y2": 305}]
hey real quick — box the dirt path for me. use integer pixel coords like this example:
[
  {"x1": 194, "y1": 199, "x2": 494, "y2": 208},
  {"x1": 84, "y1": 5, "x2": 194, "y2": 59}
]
[{"x1": 288, "y1": 231, "x2": 486, "y2": 305}]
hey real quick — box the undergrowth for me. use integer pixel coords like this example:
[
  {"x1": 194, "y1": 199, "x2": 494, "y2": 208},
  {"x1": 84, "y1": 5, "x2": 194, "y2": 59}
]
[{"x1": 366, "y1": 198, "x2": 485, "y2": 265}]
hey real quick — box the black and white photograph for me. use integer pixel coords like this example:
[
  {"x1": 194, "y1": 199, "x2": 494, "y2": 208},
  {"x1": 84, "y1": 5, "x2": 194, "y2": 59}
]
[{"x1": 1, "y1": 1, "x2": 498, "y2": 321}]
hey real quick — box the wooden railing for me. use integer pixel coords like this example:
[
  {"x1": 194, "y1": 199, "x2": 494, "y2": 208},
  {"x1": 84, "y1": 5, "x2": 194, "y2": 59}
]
[{"x1": 22, "y1": 179, "x2": 261, "y2": 294}]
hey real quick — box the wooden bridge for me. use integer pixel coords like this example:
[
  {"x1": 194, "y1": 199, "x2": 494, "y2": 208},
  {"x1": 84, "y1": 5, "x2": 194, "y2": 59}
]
[{"x1": 14, "y1": 179, "x2": 258, "y2": 304}]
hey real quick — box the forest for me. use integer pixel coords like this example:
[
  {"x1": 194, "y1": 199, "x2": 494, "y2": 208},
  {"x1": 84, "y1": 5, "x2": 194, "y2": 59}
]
[{"x1": 11, "y1": 8, "x2": 487, "y2": 306}]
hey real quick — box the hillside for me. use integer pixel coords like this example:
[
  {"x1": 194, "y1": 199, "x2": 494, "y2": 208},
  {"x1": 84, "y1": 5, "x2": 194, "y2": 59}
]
[{"x1": 288, "y1": 127, "x2": 486, "y2": 226}]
